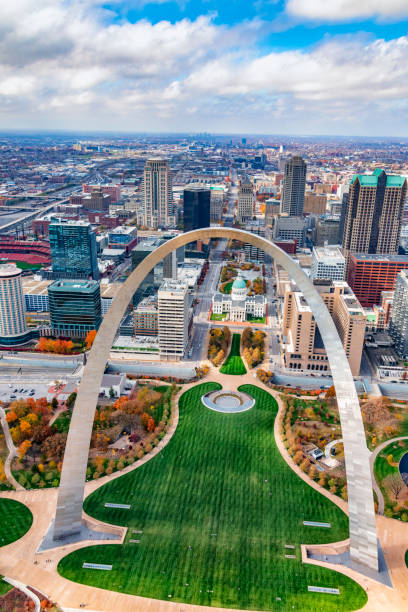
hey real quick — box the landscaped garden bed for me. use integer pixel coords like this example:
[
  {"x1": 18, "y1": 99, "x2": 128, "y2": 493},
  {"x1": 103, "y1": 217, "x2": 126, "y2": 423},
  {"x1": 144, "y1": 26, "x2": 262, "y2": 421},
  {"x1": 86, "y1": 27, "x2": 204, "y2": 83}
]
[
  {"x1": 241, "y1": 327, "x2": 265, "y2": 368},
  {"x1": 7, "y1": 384, "x2": 178, "y2": 489},
  {"x1": 58, "y1": 383, "x2": 366, "y2": 611},
  {"x1": 208, "y1": 326, "x2": 231, "y2": 366}
]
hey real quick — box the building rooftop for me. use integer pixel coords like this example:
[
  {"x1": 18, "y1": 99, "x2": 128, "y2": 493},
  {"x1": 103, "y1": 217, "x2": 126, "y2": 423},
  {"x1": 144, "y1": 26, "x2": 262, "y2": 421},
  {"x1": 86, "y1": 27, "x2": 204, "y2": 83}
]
[
  {"x1": 0, "y1": 263, "x2": 21, "y2": 277},
  {"x1": 313, "y1": 246, "x2": 345, "y2": 262},
  {"x1": 159, "y1": 279, "x2": 188, "y2": 293},
  {"x1": 351, "y1": 170, "x2": 406, "y2": 188},
  {"x1": 351, "y1": 253, "x2": 408, "y2": 262},
  {"x1": 49, "y1": 279, "x2": 99, "y2": 293}
]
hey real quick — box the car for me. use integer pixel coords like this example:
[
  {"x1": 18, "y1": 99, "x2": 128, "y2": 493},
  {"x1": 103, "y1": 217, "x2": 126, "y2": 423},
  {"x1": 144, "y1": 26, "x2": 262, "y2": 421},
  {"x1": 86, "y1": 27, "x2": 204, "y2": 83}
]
[
  {"x1": 29, "y1": 391, "x2": 35, "y2": 396},
  {"x1": 10, "y1": 394, "x2": 16, "y2": 399},
  {"x1": 13, "y1": 388, "x2": 17, "y2": 393},
  {"x1": 19, "y1": 388, "x2": 24, "y2": 393}
]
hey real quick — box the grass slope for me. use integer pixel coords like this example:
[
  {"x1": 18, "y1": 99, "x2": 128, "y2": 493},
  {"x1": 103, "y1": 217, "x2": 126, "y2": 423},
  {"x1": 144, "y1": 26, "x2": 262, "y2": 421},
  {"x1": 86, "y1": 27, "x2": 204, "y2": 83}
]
[
  {"x1": 58, "y1": 383, "x2": 365, "y2": 611},
  {"x1": 0, "y1": 498, "x2": 33, "y2": 547},
  {"x1": 0, "y1": 577, "x2": 12, "y2": 595},
  {"x1": 220, "y1": 333, "x2": 246, "y2": 375}
]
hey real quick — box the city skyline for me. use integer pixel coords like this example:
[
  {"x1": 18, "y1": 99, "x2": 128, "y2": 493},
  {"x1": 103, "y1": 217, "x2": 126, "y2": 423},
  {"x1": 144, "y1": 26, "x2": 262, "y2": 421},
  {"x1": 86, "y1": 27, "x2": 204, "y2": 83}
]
[{"x1": 1, "y1": 1, "x2": 408, "y2": 135}]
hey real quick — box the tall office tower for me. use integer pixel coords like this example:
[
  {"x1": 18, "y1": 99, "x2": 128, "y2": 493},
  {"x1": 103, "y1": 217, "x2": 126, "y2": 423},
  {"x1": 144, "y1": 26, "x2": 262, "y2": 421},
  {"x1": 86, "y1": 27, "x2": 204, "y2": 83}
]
[
  {"x1": 183, "y1": 186, "x2": 211, "y2": 232},
  {"x1": 143, "y1": 157, "x2": 173, "y2": 228},
  {"x1": 342, "y1": 169, "x2": 407, "y2": 262},
  {"x1": 49, "y1": 220, "x2": 100, "y2": 280},
  {"x1": 237, "y1": 176, "x2": 254, "y2": 223},
  {"x1": 158, "y1": 279, "x2": 188, "y2": 360},
  {"x1": 280, "y1": 155, "x2": 307, "y2": 217},
  {"x1": 0, "y1": 264, "x2": 29, "y2": 344},
  {"x1": 48, "y1": 279, "x2": 102, "y2": 338},
  {"x1": 244, "y1": 224, "x2": 266, "y2": 262},
  {"x1": 389, "y1": 270, "x2": 408, "y2": 357},
  {"x1": 310, "y1": 246, "x2": 345, "y2": 281}
]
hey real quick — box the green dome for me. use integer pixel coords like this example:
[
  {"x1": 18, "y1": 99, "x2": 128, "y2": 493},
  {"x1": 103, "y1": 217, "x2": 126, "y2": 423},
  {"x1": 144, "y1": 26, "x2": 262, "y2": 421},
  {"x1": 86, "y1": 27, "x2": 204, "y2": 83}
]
[{"x1": 232, "y1": 276, "x2": 247, "y2": 290}]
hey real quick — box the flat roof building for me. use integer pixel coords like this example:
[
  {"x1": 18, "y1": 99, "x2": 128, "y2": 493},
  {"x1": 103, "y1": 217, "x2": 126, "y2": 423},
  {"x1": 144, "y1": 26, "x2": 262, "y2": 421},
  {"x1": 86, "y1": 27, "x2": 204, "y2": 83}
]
[
  {"x1": 348, "y1": 252, "x2": 408, "y2": 307},
  {"x1": 311, "y1": 246, "x2": 345, "y2": 282},
  {"x1": 48, "y1": 279, "x2": 102, "y2": 338}
]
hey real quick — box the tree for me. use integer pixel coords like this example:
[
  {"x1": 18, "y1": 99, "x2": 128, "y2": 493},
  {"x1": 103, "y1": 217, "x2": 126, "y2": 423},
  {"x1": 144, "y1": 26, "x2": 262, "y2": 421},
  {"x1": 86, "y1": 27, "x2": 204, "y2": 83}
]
[
  {"x1": 109, "y1": 386, "x2": 115, "y2": 399},
  {"x1": 51, "y1": 397, "x2": 58, "y2": 410},
  {"x1": 18, "y1": 439, "x2": 31, "y2": 459},
  {"x1": 325, "y1": 385, "x2": 336, "y2": 399},
  {"x1": 384, "y1": 473, "x2": 404, "y2": 500},
  {"x1": 85, "y1": 329, "x2": 97, "y2": 350}
]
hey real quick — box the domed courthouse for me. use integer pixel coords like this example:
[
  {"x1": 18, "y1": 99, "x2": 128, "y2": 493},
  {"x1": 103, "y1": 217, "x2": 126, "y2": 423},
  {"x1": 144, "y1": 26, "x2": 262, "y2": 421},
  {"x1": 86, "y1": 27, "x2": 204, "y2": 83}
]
[{"x1": 212, "y1": 273, "x2": 266, "y2": 322}]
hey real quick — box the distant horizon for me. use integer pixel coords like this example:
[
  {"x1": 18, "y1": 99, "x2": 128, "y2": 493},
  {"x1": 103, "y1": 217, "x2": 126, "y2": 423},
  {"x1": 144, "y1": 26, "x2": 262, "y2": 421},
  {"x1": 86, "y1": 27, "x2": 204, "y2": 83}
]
[{"x1": 1, "y1": 128, "x2": 408, "y2": 143}]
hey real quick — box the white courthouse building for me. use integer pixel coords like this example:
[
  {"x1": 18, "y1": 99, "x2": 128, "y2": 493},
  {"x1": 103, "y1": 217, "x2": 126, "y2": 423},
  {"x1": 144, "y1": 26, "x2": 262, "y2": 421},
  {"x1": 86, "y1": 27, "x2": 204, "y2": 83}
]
[{"x1": 212, "y1": 273, "x2": 266, "y2": 322}]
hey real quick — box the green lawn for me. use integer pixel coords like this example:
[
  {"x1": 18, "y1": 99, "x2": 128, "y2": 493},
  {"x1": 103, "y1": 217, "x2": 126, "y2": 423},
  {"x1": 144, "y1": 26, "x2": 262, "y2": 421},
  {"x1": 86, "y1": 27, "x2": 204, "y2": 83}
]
[
  {"x1": 247, "y1": 314, "x2": 266, "y2": 324},
  {"x1": 220, "y1": 333, "x2": 247, "y2": 375},
  {"x1": 58, "y1": 383, "x2": 366, "y2": 611},
  {"x1": 210, "y1": 313, "x2": 227, "y2": 321},
  {"x1": 0, "y1": 498, "x2": 33, "y2": 547},
  {"x1": 220, "y1": 281, "x2": 233, "y2": 294},
  {"x1": 0, "y1": 577, "x2": 12, "y2": 595},
  {"x1": 14, "y1": 261, "x2": 43, "y2": 270}
]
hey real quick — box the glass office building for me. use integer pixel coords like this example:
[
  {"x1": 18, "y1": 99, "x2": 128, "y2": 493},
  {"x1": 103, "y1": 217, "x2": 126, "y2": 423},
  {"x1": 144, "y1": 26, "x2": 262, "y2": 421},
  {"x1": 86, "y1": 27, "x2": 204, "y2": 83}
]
[
  {"x1": 49, "y1": 220, "x2": 100, "y2": 280},
  {"x1": 48, "y1": 279, "x2": 102, "y2": 338}
]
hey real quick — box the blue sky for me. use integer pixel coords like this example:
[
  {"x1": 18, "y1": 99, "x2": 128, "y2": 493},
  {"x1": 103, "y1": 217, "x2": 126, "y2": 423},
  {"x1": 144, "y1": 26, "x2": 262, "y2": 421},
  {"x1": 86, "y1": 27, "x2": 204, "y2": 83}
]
[{"x1": 1, "y1": 0, "x2": 408, "y2": 135}]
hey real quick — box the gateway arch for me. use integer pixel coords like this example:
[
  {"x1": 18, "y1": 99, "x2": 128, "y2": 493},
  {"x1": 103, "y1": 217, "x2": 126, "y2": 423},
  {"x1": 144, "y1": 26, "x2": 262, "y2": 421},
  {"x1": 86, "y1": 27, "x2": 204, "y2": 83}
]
[{"x1": 53, "y1": 228, "x2": 378, "y2": 572}]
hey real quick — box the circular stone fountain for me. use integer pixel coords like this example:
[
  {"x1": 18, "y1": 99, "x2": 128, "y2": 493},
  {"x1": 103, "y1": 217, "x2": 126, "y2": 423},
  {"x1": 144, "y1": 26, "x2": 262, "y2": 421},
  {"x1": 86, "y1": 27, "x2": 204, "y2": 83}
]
[{"x1": 201, "y1": 389, "x2": 255, "y2": 413}]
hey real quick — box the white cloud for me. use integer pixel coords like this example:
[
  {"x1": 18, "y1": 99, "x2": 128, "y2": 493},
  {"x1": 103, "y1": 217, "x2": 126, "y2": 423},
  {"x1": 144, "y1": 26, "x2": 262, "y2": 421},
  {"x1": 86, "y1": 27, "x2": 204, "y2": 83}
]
[
  {"x1": 286, "y1": 0, "x2": 408, "y2": 21},
  {"x1": 0, "y1": 0, "x2": 408, "y2": 134}
]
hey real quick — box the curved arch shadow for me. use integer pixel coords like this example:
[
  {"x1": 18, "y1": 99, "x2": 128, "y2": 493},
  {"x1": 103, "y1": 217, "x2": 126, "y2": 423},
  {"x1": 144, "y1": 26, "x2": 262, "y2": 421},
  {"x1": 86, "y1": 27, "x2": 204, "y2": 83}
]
[{"x1": 53, "y1": 228, "x2": 378, "y2": 571}]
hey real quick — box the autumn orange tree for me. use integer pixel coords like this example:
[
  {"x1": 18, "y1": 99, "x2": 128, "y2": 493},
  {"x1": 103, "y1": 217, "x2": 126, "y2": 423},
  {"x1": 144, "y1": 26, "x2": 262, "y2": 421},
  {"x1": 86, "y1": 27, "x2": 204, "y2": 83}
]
[{"x1": 85, "y1": 329, "x2": 97, "y2": 349}]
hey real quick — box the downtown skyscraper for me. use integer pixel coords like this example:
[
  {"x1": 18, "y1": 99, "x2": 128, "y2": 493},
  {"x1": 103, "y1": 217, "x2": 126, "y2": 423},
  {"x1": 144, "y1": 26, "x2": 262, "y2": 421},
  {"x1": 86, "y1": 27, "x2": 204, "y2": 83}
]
[
  {"x1": 280, "y1": 155, "x2": 307, "y2": 217},
  {"x1": 342, "y1": 169, "x2": 407, "y2": 261},
  {"x1": 142, "y1": 157, "x2": 173, "y2": 229}
]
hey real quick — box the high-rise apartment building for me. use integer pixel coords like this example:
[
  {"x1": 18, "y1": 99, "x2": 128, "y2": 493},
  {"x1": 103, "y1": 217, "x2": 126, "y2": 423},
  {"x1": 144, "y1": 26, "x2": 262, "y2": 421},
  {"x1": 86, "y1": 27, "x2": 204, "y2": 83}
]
[
  {"x1": 48, "y1": 279, "x2": 102, "y2": 338},
  {"x1": 158, "y1": 279, "x2": 189, "y2": 360},
  {"x1": 310, "y1": 246, "x2": 345, "y2": 281},
  {"x1": 342, "y1": 169, "x2": 407, "y2": 261},
  {"x1": 280, "y1": 155, "x2": 307, "y2": 216},
  {"x1": 183, "y1": 186, "x2": 210, "y2": 232},
  {"x1": 0, "y1": 264, "x2": 29, "y2": 345},
  {"x1": 282, "y1": 279, "x2": 365, "y2": 375},
  {"x1": 143, "y1": 158, "x2": 173, "y2": 228},
  {"x1": 49, "y1": 220, "x2": 99, "y2": 280},
  {"x1": 388, "y1": 270, "x2": 408, "y2": 357},
  {"x1": 237, "y1": 176, "x2": 254, "y2": 223}
]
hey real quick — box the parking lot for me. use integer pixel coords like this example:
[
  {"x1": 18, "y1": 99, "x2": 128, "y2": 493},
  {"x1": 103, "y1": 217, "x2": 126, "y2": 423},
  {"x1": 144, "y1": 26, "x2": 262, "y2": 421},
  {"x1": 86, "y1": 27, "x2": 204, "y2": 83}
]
[{"x1": 0, "y1": 382, "x2": 53, "y2": 403}]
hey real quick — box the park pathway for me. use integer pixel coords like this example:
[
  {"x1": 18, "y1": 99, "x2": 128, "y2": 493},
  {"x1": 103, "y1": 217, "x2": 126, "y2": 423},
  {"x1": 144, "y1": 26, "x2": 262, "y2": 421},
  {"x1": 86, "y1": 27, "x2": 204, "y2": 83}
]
[
  {"x1": 369, "y1": 435, "x2": 408, "y2": 515},
  {"x1": 0, "y1": 406, "x2": 23, "y2": 491}
]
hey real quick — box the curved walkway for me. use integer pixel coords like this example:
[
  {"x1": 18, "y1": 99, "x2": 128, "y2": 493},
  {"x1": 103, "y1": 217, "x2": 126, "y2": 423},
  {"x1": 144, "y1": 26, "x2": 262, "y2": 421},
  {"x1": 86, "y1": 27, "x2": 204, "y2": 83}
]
[
  {"x1": 370, "y1": 436, "x2": 408, "y2": 515},
  {"x1": 0, "y1": 407, "x2": 23, "y2": 491},
  {"x1": 0, "y1": 371, "x2": 408, "y2": 611},
  {"x1": 3, "y1": 576, "x2": 41, "y2": 612}
]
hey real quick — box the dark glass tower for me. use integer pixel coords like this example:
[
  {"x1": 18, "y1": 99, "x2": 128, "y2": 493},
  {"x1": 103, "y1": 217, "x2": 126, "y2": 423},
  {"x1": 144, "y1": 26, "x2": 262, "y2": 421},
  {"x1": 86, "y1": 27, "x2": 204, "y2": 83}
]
[
  {"x1": 49, "y1": 221, "x2": 100, "y2": 280},
  {"x1": 48, "y1": 279, "x2": 102, "y2": 338},
  {"x1": 183, "y1": 186, "x2": 211, "y2": 232},
  {"x1": 281, "y1": 155, "x2": 307, "y2": 217}
]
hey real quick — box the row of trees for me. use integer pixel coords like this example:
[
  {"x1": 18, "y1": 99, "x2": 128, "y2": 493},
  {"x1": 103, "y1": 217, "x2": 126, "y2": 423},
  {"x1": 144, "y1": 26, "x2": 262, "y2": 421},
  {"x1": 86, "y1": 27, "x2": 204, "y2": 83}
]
[
  {"x1": 208, "y1": 326, "x2": 231, "y2": 366},
  {"x1": 37, "y1": 337, "x2": 74, "y2": 354},
  {"x1": 241, "y1": 327, "x2": 265, "y2": 368}
]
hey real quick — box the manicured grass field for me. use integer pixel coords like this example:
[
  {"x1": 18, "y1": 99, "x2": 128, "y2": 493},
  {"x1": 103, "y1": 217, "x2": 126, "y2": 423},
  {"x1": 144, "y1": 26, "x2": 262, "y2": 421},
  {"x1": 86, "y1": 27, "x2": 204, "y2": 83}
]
[
  {"x1": 0, "y1": 577, "x2": 12, "y2": 595},
  {"x1": 220, "y1": 333, "x2": 247, "y2": 375},
  {"x1": 210, "y1": 313, "x2": 227, "y2": 321},
  {"x1": 374, "y1": 440, "x2": 408, "y2": 508},
  {"x1": 58, "y1": 383, "x2": 366, "y2": 611},
  {"x1": 0, "y1": 498, "x2": 33, "y2": 547},
  {"x1": 247, "y1": 314, "x2": 266, "y2": 324}
]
